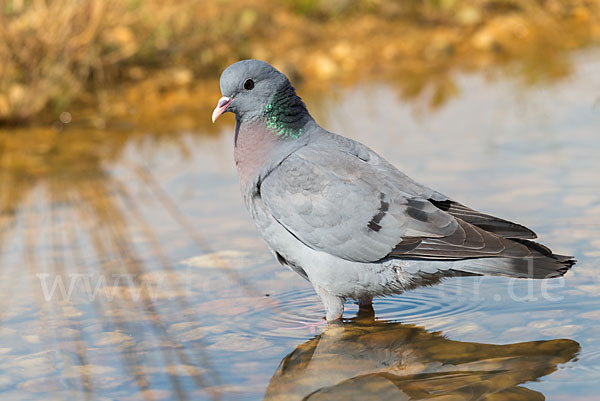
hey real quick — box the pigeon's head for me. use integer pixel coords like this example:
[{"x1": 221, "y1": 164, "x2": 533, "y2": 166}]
[{"x1": 212, "y1": 60, "x2": 290, "y2": 123}]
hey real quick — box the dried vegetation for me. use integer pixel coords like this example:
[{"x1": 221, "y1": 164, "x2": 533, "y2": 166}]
[{"x1": 0, "y1": 0, "x2": 599, "y2": 127}]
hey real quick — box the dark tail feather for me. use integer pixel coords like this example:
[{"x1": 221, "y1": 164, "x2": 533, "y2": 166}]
[
  {"x1": 455, "y1": 254, "x2": 576, "y2": 279},
  {"x1": 453, "y1": 239, "x2": 576, "y2": 279}
]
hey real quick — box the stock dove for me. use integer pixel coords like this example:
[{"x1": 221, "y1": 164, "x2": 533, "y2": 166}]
[{"x1": 212, "y1": 60, "x2": 575, "y2": 320}]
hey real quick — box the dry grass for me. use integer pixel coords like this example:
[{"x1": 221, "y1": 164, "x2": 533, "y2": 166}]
[
  {"x1": 0, "y1": 0, "x2": 281, "y2": 123},
  {"x1": 0, "y1": 0, "x2": 118, "y2": 121},
  {"x1": 0, "y1": 0, "x2": 599, "y2": 125}
]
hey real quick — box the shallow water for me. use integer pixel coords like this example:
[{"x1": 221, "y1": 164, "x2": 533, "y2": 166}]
[{"x1": 0, "y1": 49, "x2": 599, "y2": 400}]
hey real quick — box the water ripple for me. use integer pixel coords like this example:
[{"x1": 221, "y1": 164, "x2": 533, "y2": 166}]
[
  {"x1": 249, "y1": 287, "x2": 327, "y2": 339},
  {"x1": 248, "y1": 280, "x2": 488, "y2": 339}
]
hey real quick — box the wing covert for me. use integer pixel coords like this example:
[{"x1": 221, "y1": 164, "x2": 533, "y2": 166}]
[{"x1": 259, "y1": 143, "x2": 457, "y2": 263}]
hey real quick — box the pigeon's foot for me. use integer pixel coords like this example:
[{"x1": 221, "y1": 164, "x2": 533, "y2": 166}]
[
  {"x1": 314, "y1": 284, "x2": 345, "y2": 321},
  {"x1": 356, "y1": 303, "x2": 375, "y2": 321},
  {"x1": 325, "y1": 310, "x2": 344, "y2": 321},
  {"x1": 357, "y1": 296, "x2": 373, "y2": 307}
]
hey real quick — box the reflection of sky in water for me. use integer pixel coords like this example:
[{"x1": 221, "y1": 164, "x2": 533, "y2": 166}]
[{"x1": 0, "y1": 50, "x2": 599, "y2": 399}]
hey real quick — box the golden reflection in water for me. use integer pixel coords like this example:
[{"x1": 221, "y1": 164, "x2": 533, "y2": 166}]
[
  {"x1": 265, "y1": 310, "x2": 580, "y2": 401},
  {"x1": 0, "y1": 127, "x2": 252, "y2": 399}
]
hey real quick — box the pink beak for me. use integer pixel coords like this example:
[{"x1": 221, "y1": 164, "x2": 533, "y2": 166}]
[{"x1": 212, "y1": 96, "x2": 233, "y2": 123}]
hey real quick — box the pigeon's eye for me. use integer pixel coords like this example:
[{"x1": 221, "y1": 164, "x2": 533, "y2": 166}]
[{"x1": 243, "y1": 79, "x2": 255, "y2": 90}]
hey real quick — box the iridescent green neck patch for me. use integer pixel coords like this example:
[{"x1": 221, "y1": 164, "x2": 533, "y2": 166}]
[
  {"x1": 265, "y1": 101, "x2": 302, "y2": 139},
  {"x1": 263, "y1": 86, "x2": 308, "y2": 139}
]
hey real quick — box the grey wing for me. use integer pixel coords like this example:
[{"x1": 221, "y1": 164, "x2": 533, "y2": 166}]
[
  {"x1": 314, "y1": 135, "x2": 538, "y2": 240},
  {"x1": 259, "y1": 143, "x2": 457, "y2": 263},
  {"x1": 259, "y1": 134, "x2": 573, "y2": 278}
]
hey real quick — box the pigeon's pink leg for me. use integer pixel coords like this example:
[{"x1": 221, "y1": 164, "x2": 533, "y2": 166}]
[
  {"x1": 355, "y1": 296, "x2": 375, "y2": 320},
  {"x1": 313, "y1": 284, "x2": 345, "y2": 321},
  {"x1": 278, "y1": 286, "x2": 344, "y2": 332},
  {"x1": 358, "y1": 296, "x2": 373, "y2": 307}
]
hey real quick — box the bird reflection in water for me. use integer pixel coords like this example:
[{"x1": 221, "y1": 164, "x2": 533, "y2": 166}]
[{"x1": 265, "y1": 307, "x2": 579, "y2": 401}]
